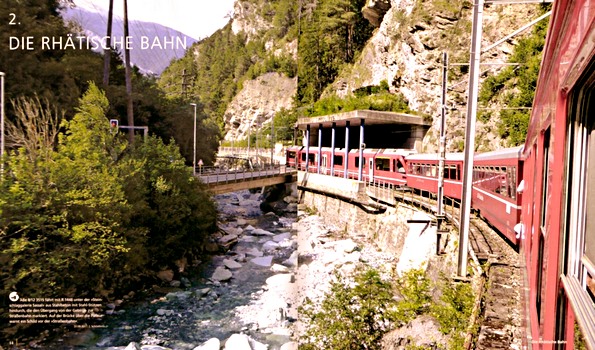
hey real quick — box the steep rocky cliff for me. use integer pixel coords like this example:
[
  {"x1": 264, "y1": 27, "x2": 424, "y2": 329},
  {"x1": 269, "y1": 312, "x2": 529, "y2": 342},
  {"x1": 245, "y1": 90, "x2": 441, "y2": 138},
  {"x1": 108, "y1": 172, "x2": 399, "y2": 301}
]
[
  {"x1": 218, "y1": 0, "x2": 542, "y2": 150},
  {"x1": 223, "y1": 72, "x2": 297, "y2": 142},
  {"x1": 326, "y1": 0, "x2": 540, "y2": 151}
]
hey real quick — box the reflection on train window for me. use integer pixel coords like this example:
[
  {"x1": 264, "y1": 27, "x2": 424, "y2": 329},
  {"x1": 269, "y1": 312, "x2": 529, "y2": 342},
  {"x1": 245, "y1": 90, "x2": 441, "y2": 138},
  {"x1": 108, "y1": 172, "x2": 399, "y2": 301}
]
[
  {"x1": 287, "y1": 152, "x2": 296, "y2": 160},
  {"x1": 587, "y1": 271, "x2": 595, "y2": 303},
  {"x1": 445, "y1": 165, "x2": 458, "y2": 180},
  {"x1": 375, "y1": 158, "x2": 391, "y2": 171},
  {"x1": 396, "y1": 159, "x2": 405, "y2": 173},
  {"x1": 562, "y1": 71, "x2": 595, "y2": 318},
  {"x1": 473, "y1": 166, "x2": 513, "y2": 198}
]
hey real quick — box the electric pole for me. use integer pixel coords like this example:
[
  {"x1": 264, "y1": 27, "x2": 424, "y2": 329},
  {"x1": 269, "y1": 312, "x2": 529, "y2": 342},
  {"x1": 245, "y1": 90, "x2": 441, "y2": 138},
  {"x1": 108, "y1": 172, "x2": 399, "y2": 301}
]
[
  {"x1": 123, "y1": 0, "x2": 134, "y2": 143},
  {"x1": 102, "y1": 0, "x2": 114, "y2": 88},
  {"x1": 181, "y1": 69, "x2": 192, "y2": 98}
]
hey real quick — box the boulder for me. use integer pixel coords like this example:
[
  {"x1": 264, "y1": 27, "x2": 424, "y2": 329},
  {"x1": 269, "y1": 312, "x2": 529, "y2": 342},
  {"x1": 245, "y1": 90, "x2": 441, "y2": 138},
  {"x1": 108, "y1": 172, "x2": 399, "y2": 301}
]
[
  {"x1": 211, "y1": 267, "x2": 233, "y2": 282},
  {"x1": 280, "y1": 342, "x2": 298, "y2": 350},
  {"x1": 271, "y1": 264, "x2": 289, "y2": 273},
  {"x1": 251, "y1": 228, "x2": 274, "y2": 236},
  {"x1": 223, "y1": 334, "x2": 251, "y2": 350},
  {"x1": 251, "y1": 255, "x2": 274, "y2": 267},
  {"x1": 193, "y1": 338, "x2": 220, "y2": 350},
  {"x1": 222, "y1": 259, "x2": 243, "y2": 270},
  {"x1": 266, "y1": 274, "x2": 293, "y2": 288},
  {"x1": 273, "y1": 232, "x2": 292, "y2": 242},
  {"x1": 156, "y1": 269, "x2": 174, "y2": 283},
  {"x1": 262, "y1": 240, "x2": 280, "y2": 252},
  {"x1": 218, "y1": 234, "x2": 239, "y2": 250}
]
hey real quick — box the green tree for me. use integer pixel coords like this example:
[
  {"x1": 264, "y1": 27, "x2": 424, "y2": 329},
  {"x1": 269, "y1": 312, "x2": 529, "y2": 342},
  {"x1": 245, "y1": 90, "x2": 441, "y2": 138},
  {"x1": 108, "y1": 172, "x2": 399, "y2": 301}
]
[
  {"x1": 299, "y1": 268, "x2": 399, "y2": 350},
  {"x1": 297, "y1": 0, "x2": 374, "y2": 105},
  {"x1": 478, "y1": 6, "x2": 549, "y2": 146},
  {"x1": 0, "y1": 84, "x2": 133, "y2": 303}
]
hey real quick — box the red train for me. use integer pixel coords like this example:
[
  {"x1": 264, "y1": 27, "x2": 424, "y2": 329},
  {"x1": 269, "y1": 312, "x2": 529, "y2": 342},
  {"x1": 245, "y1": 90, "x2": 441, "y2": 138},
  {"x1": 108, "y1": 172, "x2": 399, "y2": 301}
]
[
  {"x1": 286, "y1": 146, "x2": 413, "y2": 186},
  {"x1": 286, "y1": 145, "x2": 523, "y2": 245},
  {"x1": 288, "y1": 1, "x2": 595, "y2": 346},
  {"x1": 518, "y1": 0, "x2": 595, "y2": 348}
]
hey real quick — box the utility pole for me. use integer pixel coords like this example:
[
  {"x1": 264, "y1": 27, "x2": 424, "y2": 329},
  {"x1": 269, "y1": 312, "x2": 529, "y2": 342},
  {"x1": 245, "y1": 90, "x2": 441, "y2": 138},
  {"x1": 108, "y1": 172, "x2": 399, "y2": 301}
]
[
  {"x1": 436, "y1": 52, "x2": 448, "y2": 255},
  {"x1": 457, "y1": 0, "x2": 551, "y2": 278},
  {"x1": 190, "y1": 103, "x2": 197, "y2": 176},
  {"x1": 1, "y1": 72, "x2": 5, "y2": 176},
  {"x1": 181, "y1": 69, "x2": 192, "y2": 98},
  {"x1": 102, "y1": 0, "x2": 114, "y2": 88},
  {"x1": 458, "y1": 0, "x2": 484, "y2": 278},
  {"x1": 270, "y1": 121, "x2": 274, "y2": 166},
  {"x1": 123, "y1": 0, "x2": 134, "y2": 143}
]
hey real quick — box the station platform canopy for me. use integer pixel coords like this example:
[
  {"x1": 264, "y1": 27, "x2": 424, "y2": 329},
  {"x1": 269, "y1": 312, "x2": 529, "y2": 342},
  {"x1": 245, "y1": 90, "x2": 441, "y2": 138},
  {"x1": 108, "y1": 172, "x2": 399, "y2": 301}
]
[
  {"x1": 295, "y1": 110, "x2": 431, "y2": 151},
  {"x1": 295, "y1": 110, "x2": 431, "y2": 130}
]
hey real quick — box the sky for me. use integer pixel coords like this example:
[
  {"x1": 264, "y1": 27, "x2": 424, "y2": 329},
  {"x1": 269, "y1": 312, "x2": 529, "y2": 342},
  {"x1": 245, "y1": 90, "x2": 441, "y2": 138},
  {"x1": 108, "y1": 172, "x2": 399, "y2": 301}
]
[{"x1": 73, "y1": 0, "x2": 236, "y2": 40}]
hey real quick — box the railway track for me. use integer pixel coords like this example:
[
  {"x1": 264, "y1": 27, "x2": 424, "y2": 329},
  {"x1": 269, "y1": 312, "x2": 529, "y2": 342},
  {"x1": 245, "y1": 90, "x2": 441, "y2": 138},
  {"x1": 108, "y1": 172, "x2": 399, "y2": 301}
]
[{"x1": 367, "y1": 186, "x2": 524, "y2": 349}]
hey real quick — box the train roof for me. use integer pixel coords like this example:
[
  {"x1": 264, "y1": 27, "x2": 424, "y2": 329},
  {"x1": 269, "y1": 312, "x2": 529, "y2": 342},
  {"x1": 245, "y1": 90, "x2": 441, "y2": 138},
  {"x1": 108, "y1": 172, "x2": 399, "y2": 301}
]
[
  {"x1": 406, "y1": 153, "x2": 465, "y2": 162},
  {"x1": 474, "y1": 146, "x2": 523, "y2": 162}
]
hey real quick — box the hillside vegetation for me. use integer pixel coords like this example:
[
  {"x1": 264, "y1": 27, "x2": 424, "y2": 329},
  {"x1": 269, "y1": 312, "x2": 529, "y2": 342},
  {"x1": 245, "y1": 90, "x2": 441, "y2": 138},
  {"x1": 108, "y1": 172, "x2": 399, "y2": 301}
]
[{"x1": 160, "y1": 0, "x2": 547, "y2": 148}]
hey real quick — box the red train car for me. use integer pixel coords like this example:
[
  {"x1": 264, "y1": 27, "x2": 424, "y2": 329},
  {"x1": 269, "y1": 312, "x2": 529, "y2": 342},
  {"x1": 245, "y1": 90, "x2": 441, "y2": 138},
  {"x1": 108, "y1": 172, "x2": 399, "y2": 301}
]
[
  {"x1": 519, "y1": 1, "x2": 595, "y2": 348},
  {"x1": 285, "y1": 145, "x2": 301, "y2": 168},
  {"x1": 472, "y1": 146, "x2": 523, "y2": 246},
  {"x1": 405, "y1": 153, "x2": 464, "y2": 199}
]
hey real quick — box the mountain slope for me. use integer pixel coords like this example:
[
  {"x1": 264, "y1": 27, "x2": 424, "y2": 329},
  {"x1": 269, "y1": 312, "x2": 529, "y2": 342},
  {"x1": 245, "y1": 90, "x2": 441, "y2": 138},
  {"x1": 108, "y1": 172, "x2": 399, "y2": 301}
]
[{"x1": 62, "y1": 7, "x2": 197, "y2": 75}]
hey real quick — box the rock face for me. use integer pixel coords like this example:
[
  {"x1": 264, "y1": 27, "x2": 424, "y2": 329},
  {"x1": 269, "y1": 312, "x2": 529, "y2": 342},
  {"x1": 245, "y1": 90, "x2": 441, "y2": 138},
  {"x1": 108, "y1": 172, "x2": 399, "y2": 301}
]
[
  {"x1": 231, "y1": 1, "x2": 272, "y2": 42},
  {"x1": 223, "y1": 0, "x2": 538, "y2": 152},
  {"x1": 363, "y1": 0, "x2": 392, "y2": 27},
  {"x1": 223, "y1": 72, "x2": 297, "y2": 142},
  {"x1": 323, "y1": 0, "x2": 539, "y2": 152}
]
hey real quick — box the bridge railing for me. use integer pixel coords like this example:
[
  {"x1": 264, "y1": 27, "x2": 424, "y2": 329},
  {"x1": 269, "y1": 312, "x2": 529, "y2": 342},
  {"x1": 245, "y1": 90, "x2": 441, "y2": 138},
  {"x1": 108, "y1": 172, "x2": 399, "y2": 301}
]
[{"x1": 197, "y1": 164, "x2": 293, "y2": 185}]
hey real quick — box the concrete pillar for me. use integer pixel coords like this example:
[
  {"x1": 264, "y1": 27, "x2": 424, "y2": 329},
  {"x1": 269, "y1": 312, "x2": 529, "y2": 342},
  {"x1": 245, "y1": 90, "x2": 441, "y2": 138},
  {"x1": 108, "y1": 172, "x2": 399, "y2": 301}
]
[
  {"x1": 358, "y1": 119, "x2": 365, "y2": 181},
  {"x1": 330, "y1": 122, "x2": 336, "y2": 177},
  {"x1": 305, "y1": 124, "x2": 310, "y2": 172},
  {"x1": 317, "y1": 123, "x2": 322, "y2": 174},
  {"x1": 344, "y1": 121, "x2": 350, "y2": 178},
  {"x1": 412, "y1": 125, "x2": 424, "y2": 152}
]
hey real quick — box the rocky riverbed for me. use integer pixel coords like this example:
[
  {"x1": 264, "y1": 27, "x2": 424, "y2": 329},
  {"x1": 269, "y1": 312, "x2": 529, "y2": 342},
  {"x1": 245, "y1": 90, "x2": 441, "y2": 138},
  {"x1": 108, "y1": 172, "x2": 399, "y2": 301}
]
[
  {"x1": 37, "y1": 188, "x2": 298, "y2": 350},
  {"x1": 38, "y1": 187, "x2": 434, "y2": 350}
]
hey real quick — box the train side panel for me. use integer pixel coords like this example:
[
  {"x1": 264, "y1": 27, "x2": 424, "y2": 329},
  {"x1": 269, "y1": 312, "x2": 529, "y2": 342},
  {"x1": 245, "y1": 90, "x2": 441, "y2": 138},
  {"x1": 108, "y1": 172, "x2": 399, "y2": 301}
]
[
  {"x1": 472, "y1": 147, "x2": 523, "y2": 245},
  {"x1": 406, "y1": 153, "x2": 464, "y2": 200},
  {"x1": 520, "y1": 1, "x2": 595, "y2": 348}
]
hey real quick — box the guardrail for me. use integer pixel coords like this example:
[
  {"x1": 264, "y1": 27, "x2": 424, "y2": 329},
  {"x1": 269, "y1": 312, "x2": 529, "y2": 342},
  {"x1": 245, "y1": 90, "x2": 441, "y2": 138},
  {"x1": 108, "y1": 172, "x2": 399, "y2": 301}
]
[{"x1": 197, "y1": 164, "x2": 293, "y2": 185}]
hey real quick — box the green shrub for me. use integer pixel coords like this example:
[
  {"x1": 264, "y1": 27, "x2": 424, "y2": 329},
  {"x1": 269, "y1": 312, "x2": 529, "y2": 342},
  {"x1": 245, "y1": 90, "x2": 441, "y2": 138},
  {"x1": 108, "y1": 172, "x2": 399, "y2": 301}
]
[
  {"x1": 394, "y1": 268, "x2": 432, "y2": 323},
  {"x1": 299, "y1": 268, "x2": 398, "y2": 349},
  {"x1": 431, "y1": 276, "x2": 475, "y2": 349}
]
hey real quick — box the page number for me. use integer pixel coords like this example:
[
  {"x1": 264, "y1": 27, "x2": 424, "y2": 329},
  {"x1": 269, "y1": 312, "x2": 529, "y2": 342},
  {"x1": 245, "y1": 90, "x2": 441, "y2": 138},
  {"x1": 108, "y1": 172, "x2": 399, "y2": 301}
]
[{"x1": 9, "y1": 13, "x2": 17, "y2": 25}]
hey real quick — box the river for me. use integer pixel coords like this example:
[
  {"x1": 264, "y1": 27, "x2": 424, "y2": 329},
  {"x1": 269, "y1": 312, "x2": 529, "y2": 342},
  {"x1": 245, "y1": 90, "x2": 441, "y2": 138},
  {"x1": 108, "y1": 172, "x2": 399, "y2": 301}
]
[{"x1": 39, "y1": 189, "x2": 299, "y2": 350}]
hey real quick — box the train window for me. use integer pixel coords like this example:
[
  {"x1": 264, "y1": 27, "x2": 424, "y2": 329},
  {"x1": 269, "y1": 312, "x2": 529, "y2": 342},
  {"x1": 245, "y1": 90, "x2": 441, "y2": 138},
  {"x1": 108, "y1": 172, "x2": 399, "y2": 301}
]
[
  {"x1": 449, "y1": 166, "x2": 457, "y2": 180},
  {"x1": 540, "y1": 129, "x2": 551, "y2": 232},
  {"x1": 508, "y1": 167, "x2": 517, "y2": 200},
  {"x1": 375, "y1": 158, "x2": 390, "y2": 171},
  {"x1": 288, "y1": 152, "x2": 296, "y2": 159},
  {"x1": 562, "y1": 68, "x2": 595, "y2": 331},
  {"x1": 301, "y1": 153, "x2": 306, "y2": 161},
  {"x1": 397, "y1": 159, "x2": 405, "y2": 173},
  {"x1": 333, "y1": 155, "x2": 343, "y2": 166}
]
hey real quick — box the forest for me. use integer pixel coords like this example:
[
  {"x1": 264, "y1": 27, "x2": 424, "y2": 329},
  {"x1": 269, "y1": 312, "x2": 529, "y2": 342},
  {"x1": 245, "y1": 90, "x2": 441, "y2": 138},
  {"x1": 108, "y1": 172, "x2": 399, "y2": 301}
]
[{"x1": 0, "y1": 0, "x2": 219, "y2": 340}]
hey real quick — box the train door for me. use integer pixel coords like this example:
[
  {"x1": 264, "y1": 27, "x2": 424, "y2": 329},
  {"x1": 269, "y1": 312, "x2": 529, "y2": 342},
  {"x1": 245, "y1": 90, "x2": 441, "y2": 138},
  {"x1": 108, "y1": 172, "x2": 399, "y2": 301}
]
[
  {"x1": 322, "y1": 154, "x2": 328, "y2": 175},
  {"x1": 369, "y1": 158, "x2": 374, "y2": 182}
]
